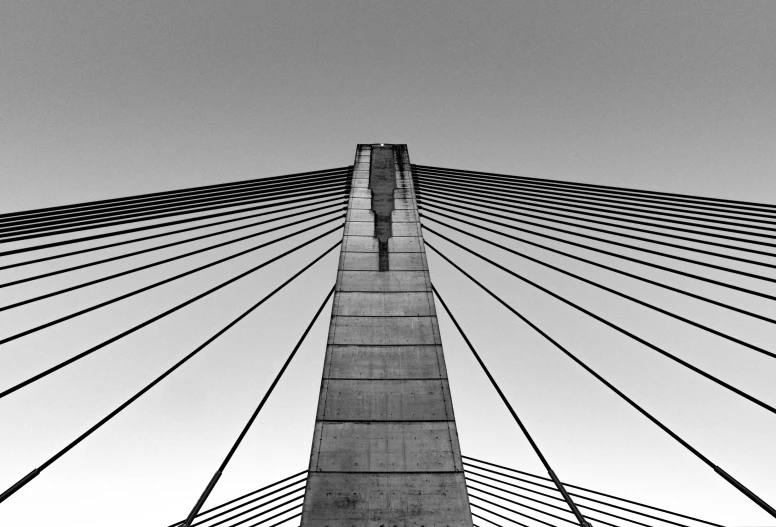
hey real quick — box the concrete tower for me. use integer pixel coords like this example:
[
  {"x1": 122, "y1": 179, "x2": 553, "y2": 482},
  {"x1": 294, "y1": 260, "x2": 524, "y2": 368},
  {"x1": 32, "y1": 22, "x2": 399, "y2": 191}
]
[{"x1": 300, "y1": 145, "x2": 472, "y2": 526}]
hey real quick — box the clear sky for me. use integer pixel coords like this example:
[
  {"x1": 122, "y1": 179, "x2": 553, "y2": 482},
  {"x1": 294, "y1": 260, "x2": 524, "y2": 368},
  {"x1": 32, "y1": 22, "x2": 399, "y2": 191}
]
[{"x1": 1, "y1": 2, "x2": 775, "y2": 526}]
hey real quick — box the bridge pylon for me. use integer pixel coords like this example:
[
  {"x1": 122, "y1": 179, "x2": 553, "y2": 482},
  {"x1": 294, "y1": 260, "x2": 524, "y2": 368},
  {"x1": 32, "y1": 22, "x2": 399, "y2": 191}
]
[{"x1": 300, "y1": 144, "x2": 473, "y2": 526}]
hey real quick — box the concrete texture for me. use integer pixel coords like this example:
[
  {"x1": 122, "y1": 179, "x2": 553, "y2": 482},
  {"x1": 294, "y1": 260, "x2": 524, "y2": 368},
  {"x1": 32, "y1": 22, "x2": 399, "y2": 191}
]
[
  {"x1": 339, "y1": 253, "x2": 428, "y2": 272},
  {"x1": 337, "y1": 271, "x2": 431, "y2": 293},
  {"x1": 333, "y1": 293, "x2": 435, "y2": 316},
  {"x1": 316, "y1": 379, "x2": 456, "y2": 420},
  {"x1": 325, "y1": 346, "x2": 448, "y2": 379},
  {"x1": 303, "y1": 473, "x2": 471, "y2": 525},
  {"x1": 300, "y1": 145, "x2": 472, "y2": 526}
]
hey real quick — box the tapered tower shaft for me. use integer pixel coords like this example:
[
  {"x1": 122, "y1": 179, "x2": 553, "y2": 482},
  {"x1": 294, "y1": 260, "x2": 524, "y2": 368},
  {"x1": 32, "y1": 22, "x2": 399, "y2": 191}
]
[{"x1": 300, "y1": 144, "x2": 472, "y2": 526}]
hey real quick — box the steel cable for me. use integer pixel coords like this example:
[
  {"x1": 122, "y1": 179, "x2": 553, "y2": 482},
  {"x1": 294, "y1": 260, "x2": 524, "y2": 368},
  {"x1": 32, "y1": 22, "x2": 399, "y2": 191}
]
[
  {"x1": 418, "y1": 192, "x2": 776, "y2": 285},
  {"x1": 419, "y1": 203, "x2": 776, "y2": 324},
  {"x1": 472, "y1": 511, "x2": 516, "y2": 527},
  {"x1": 245, "y1": 508, "x2": 302, "y2": 527},
  {"x1": 0, "y1": 198, "x2": 346, "y2": 271},
  {"x1": 413, "y1": 164, "x2": 776, "y2": 214},
  {"x1": 433, "y1": 286, "x2": 592, "y2": 527},
  {"x1": 470, "y1": 477, "x2": 656, "y2": 527},
  {"x1": 416, "y1": 177, "x2": 776, "y2": 235},
  {"x1": 0, "y1": 243, "x2": 337, "y2": 504},
  {"x1": 421, "y1": 211, "x2": 776, "y2": 357},
  {"x1": 467, "y1": 474, "x2": 664, "y2": 527},
  {"x1": 189, "y1": 481, "x2": 306, "y2": 527},
  {"x1": 418, "y1": 201, "x2": 776, "y2": 303},
  {"x1": 166, "y1": 471, "x2": 307, "y2": 527},
  {"x1": 414, "y1": 168, "x2": 776, "y2": 223},
  {"x1": 418, "y1": 194, "x2": 776, "y2": 267},
  {"x1": 0, "y1": 205, "x2": 346, "y2": 289},
  {"x1": 0, "y1": 171, "x2": 349, "y2": 231},
  {"x1": 469, "y1": 492, "x2": 576, "y2": 527},
  {"x1": 201, "y1": 491, "x2": 304, "y2": 527},
  {"x1": 426, "y1": 241, "x2": 776, "y2": 519},
  {"x1": 470, "y1": 502, "x2": 535, "y2": 527},
  {"x1": 463, "y1": 458, "x2": 721, "y2": 527},
  {"x1": 0, "y1": 194, "x2": 346, "y2": 259},
  {"x1": 424, "y1": 225, "x2": 776, "y2": 414},
  {"x1": 0, "y1": 166, "x2": 350, "y2": 223},
  {"x1": 0, "y1": 184, "x2": 349, "y2": 242},
  {"x1": 464, "y1": 468, "x2": 700, "y2": 527},
  {"x1": 416, "y1": 186, "x2": 776, "y2": 248},
  {"x1": 0, "y1": 232, "x2": 342, "y2": 400},
  {"x1": 0, "y1": 218, "x2": 343, "y2": 345},
  {"x1": 0, "y1": 214, "x2": 344, "y2": 313},
  {"x1": 181, "y1": 286, "x2": 334, "y2": 526},
  {"x1": 0, "y1": 237, "x2": 341, "y2": 406},
  {"x1": 205, "y1": 496, "x2": 303, "y2": 527}
]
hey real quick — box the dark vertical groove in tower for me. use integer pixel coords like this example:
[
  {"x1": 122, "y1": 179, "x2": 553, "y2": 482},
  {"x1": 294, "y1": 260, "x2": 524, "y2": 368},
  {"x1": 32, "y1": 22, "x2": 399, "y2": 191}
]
[{"x1": 369, "y1": 147, "x2": 396, "y2": 271}]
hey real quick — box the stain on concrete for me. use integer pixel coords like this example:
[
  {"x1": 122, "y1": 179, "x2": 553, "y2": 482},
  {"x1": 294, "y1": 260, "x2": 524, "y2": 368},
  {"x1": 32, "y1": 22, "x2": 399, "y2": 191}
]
[
  {"x1": 369, "y1": 146, "x2": 397, "y2": 271},
  {"x1": 334, "y1": 495, "x2": 359, "y2": 509}
]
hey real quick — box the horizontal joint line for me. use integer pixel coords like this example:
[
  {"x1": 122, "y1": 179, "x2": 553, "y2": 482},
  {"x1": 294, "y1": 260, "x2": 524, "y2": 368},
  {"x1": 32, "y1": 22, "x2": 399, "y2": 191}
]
[
  {"x1": 323, "y1": 378, "x2": 447, "y2": 381},
  {"x1": 308, "y1": 471, "x2": 463, "y2": 474},
  {"x1": 317, "y1": 419, "x2": 454, "y2": 423},
  {"x1": 326, "y1": 344, "x2": 441, "y2": 347},
  {"x1": 332, "y1": 315, "x2": 437, "y2": 318}
]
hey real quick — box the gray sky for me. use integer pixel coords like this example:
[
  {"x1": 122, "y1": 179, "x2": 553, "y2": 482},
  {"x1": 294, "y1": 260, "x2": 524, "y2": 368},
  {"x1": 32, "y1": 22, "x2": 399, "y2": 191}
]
[{"x1": 1, "y1": 2, "x2": 775, "y2": 526}]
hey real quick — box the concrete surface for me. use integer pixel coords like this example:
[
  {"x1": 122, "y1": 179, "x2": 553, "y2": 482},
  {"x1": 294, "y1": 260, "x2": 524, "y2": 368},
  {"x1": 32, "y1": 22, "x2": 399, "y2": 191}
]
[{"x1": 300, "y1": 145, "x2": 472, "y2": 527}]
